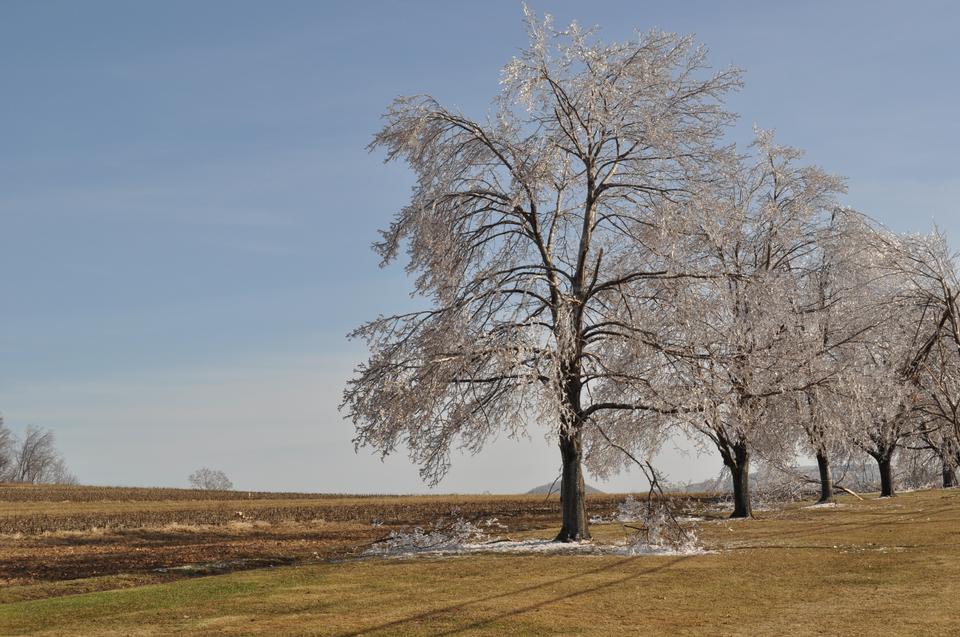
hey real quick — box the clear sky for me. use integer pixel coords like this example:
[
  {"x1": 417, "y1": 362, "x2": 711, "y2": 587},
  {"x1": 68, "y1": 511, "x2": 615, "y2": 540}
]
[{"x1": 2, "y1": 1, "x2": 958, "y2": 493}]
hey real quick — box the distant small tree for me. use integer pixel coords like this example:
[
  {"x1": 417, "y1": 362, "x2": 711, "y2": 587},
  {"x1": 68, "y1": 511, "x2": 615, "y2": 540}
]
[
  {"x1": 0, "y1": 417, "x2": 16, "y2": 482},
  {"x1": 3, "y1": 423, "x2": 77, "y2": 485},
  {"x1": 188, "y1": 467, "x2": 233, "y2": 491}
]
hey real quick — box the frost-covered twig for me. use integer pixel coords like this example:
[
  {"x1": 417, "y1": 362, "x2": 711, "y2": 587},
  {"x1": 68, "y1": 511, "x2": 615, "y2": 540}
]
[{"x1": 366, "y1": 514, "x2": 507, "y2": 556}]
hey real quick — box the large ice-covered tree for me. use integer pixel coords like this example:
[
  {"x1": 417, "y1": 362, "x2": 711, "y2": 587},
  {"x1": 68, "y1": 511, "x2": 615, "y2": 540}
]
[{"x1": 342, "y1": 11, "x2": 740, "y2": 540}]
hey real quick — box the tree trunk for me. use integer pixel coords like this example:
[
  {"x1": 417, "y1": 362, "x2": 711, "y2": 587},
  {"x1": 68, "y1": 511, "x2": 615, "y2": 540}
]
[
  {"x1": 877, "y1": 456, "x2": 895, "y2": 497},
  {"x1": 816, "y1": 450, "x2": 834, "y2": 503},
  {"x1": 728, "y1": 443, "x2": 752, "y2": 519},
  {"x1": 942, "y1": 461, "x2": 957, "y2": 488},
  {"x1": 555, "y1": 427, "x2": 590, "y2": 542}
]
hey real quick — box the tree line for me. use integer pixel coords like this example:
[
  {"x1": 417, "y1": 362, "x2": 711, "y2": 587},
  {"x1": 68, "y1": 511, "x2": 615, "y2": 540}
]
[{"x1": 342, "y1": 9, "x2": 960, "y2": 540}]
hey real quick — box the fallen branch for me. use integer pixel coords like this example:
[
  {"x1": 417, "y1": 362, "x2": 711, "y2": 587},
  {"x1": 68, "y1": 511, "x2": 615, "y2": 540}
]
[
  {"x1": 834, "y1": 485, "x2": 865, "y2": 501},
  {"x1": 593, "y1": 423, "x2": 694, "y2": 546}
]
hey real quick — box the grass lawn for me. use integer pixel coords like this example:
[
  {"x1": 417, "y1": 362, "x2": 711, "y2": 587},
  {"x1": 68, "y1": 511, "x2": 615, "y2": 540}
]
[{"x1": 3, "y1": 489, "x2": 960, "y2": 636}]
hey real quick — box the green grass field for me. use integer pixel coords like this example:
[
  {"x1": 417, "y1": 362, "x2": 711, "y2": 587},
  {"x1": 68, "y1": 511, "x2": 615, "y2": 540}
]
[{"x1": 3, "y1": 488, "x2": 960, "y2": 636}]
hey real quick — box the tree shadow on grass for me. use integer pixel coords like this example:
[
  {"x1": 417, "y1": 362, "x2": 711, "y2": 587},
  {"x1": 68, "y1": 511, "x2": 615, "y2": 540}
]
[{"x1": 335, "y1": 555, "x2": 690, "y2": 637}]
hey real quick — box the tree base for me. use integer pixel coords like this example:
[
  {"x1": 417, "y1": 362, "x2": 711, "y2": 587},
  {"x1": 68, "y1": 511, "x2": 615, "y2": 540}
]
[{"x1": 554, "y1": 529, "x2": 591, "y2": 543}]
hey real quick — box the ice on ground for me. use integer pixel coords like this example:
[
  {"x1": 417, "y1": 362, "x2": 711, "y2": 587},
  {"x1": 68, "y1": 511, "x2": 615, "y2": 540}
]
[
  {"x1": 365, "y1": 518, "x2": 503, "y2": 556},
  {"x1": 367, "y1": 538, "x2": 708, "y2": 559},
  {"x1": 803, "y1": 502, "x2": 846, "y2": 509},
  {"x1": 366, "y1": 510, "x2": 705, "y2": 561}
]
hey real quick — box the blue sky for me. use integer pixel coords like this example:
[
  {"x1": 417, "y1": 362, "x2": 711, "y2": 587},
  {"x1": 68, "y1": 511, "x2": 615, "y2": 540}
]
[{"x1": 1, "y1": 1, "x2": 958, "y2": 493}]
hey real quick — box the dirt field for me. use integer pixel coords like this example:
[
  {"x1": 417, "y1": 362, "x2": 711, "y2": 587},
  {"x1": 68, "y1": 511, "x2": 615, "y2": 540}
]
[{"x1": 0, "y1": 484, "x2": 644, "y2": 599}]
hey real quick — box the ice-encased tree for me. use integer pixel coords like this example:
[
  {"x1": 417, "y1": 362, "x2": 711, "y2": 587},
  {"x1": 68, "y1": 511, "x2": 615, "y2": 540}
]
[
  {"x1": 773, "y1": 209, "x2": 898, "y2": 503},
  {"x1": 843, "y1": 326, "x2": 917, "y2": 498},
  {"x1": 913, "y1": 336, "x2": 960, "y2": 487},
  {"x1": 837, "y1": 221, "x2": 957, "y2": 497},
  {"x1": 889, "y1": 231, "x2": 960, "y2": 486},
  {"x1": 665, "y1": 133, "x2": 845, "y2": 517},
  {"x1": 342, "y1": 11, "x2": 741, "y2": 540}
]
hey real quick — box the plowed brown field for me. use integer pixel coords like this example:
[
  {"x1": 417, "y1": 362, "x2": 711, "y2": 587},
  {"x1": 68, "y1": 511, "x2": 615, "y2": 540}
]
[{"x1": 0, "y1": 484, "x2": 674, "y2": 600}]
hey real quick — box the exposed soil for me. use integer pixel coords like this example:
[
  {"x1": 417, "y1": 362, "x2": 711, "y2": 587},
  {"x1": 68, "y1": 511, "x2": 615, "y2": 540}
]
[
  {"x1": 0, "y1": 523, "x2": 381, "y2": 585},
  {"x1": 1, "y1": 485, "x2": 695, "y2": 598}
]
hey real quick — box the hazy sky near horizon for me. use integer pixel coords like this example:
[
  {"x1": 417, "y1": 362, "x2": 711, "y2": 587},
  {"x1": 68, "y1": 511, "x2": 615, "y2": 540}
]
[{"x1": 2, "y1": 1, "x2": 958, "y2": 493}]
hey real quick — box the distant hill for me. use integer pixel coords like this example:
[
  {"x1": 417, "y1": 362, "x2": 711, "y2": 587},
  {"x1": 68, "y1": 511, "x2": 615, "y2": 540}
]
[{"x1": 527, "y1": 482, "x2": 605, "y2": 495}]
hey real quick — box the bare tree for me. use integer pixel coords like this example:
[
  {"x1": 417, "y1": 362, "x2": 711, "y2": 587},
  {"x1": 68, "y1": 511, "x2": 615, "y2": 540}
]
[
  {"x1": 11, "y1": 425, "x2": 77, "y2": 485},
  {"x1": 0, "y1": 416, "x2": 16, "y2": 482},
  {"x1": 343, "y1": 10, "x2": 741, "y2": 540},
  {"x1": 188, "y1": 467, "x2": 233, "y2": 491}
]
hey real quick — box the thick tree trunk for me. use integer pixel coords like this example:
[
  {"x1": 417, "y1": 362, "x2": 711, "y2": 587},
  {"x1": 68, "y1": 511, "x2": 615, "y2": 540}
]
[
  {"x1": 877, "y1": 456, "x2": 895, "y2": 497},
  {"x1": 556, "y1": 428, "x2": 590, "y2": 542},
  {"x1": 816, "y1": 450, "x2": 834, "y2": 503},
  {"x1": 728, "y1": 443, "x2": 752, "y2": 519},
  {"x1": 942, "y1": 461, "x2": 957, "y2": 488}
]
